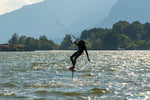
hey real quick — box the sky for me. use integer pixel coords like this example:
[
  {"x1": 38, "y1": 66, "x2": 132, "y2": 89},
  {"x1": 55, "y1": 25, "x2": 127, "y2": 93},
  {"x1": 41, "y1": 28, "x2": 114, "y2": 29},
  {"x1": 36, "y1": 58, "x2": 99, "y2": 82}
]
[
  {"x1": 0, "y1": 0, "x2": 118, "y2": 15},
  {"x1": 0, "y1": 0, "x2": 43, "y2": 15}
]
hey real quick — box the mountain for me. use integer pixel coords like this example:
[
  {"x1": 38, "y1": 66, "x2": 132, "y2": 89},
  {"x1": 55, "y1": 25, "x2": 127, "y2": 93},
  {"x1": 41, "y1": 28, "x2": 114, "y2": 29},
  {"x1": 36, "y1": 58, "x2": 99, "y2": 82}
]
[
  {"x1": 99, "y1": 0, "x2": 150, "y2": 28},
  {"x1": 0, "y1": 0, "x2": 115, "y2": 44}
]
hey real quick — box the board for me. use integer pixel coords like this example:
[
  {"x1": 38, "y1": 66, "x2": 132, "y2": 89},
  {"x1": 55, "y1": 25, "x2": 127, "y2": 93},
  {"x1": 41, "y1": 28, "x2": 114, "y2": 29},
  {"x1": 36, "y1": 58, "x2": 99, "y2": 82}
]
[
  {"x1": 68, "y1": 67, "x2": 76, "y2": 80},
  {"x1": 68, "y1": 67, "x2": 76, "y2": 72}
]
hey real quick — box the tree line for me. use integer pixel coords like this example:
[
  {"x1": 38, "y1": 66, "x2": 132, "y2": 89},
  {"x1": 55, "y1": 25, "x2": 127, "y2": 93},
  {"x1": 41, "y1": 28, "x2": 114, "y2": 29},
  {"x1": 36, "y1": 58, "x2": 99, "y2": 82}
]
[
  {"x1": 80, "y1": 21, "x2": 150, "y2": 50},
  {"x1": 8, "y1": 33, "x2": 58, "y2": 50},
  {"x1": 8, "y1": 21, "x2": 150, "y2": 50}
]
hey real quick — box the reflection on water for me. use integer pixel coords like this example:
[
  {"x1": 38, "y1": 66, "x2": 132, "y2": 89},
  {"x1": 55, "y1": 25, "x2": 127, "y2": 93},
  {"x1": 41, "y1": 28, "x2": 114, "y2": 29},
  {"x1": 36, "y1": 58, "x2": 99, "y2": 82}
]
[{"x1": 0, "y1": 50, "x2": 150, "y2": 99}]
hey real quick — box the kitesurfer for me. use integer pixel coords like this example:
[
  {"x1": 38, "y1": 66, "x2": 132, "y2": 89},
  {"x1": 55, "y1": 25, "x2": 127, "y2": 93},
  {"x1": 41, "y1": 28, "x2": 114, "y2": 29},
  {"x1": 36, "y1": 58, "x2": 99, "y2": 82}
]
[{"x1": 69, "y1": 40, "x2": 90, "y2": 71}]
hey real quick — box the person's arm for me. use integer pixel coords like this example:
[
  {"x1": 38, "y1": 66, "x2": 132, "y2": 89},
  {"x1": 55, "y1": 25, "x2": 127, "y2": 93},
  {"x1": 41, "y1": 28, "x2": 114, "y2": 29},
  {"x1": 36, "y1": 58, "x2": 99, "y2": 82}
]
[
  {"x1": 74, "y1": 41, "x2": 78, "y2": 46},
  {"x1": 69, "y1": 39, "x2": 78, "y2": 46},
  {"x1": 85, "y1": 47, "x2": 90, "y2": 61}
]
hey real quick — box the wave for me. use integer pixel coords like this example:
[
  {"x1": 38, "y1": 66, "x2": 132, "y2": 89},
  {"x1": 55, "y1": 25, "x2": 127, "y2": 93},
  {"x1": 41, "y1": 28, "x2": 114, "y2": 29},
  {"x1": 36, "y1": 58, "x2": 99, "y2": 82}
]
[
  {"x1": 0, "y1": 93, "x2": 27, "y2": 99},
  {"x1": 2, "y1": 83, "x2": 17, "y2": 88}
]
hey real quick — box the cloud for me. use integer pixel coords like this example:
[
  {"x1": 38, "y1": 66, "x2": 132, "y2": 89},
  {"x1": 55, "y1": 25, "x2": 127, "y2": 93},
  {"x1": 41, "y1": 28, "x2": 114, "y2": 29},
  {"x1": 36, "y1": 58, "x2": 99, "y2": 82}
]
[{"x1": 0, "y1": 0, "x2": 43, "y2": 15}]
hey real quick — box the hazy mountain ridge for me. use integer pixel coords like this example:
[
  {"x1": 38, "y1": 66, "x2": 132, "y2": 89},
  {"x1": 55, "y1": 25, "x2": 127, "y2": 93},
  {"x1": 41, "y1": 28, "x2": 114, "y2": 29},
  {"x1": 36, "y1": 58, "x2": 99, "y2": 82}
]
[
  {"x1": 0, "y1": 0, "x2": 113, "y2": 44},
  {"x1": 99, "y1": 0, "x2": 150, "y2": 28}
]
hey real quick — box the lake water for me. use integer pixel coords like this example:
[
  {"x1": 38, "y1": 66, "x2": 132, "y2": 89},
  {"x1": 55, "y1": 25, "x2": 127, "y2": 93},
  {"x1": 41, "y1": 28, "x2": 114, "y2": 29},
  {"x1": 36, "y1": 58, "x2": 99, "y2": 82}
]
[{"x1": 0, "y1": 50, "x2": 150, "y2": 100}]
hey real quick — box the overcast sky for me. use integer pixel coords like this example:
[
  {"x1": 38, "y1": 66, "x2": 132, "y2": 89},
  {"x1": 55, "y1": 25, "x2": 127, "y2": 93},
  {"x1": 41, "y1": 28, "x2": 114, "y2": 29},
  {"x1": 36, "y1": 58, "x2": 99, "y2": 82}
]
[{"x1": 0, "y1": 0, "x2": 43, "y2": 15}]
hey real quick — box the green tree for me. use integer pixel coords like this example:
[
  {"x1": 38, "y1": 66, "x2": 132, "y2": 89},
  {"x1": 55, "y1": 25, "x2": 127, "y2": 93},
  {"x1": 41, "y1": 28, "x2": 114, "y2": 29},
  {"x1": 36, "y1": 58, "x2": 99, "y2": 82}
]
[
  {"x1": 118, "y1": 34, "x2": 133, "y2": 49},
  {"x1": 143, "y1": 23, "x2": 150, "y2": 40},
  {"x1": 39, "y1": 35, "x2": 48, "y2": 42},
  {"x1": 24, "y1": 37, "x2": 35, "y2": 50},
  {"x1": 18, "y1": 36, "x2": 26, "y2": 44},
  {"x1": 135, "y1": 40, "x2": 147, "y2": 50},
  {"x1": 8, "y1": 33, "x2": 19, "y2": 45},
  {"x1": 59, "y1": 34, "x2": 75, "y2": 50},
  {"x1": 101, "y1": 30, "x2": 120, "y2": 50},
  {"x1": 127, "y1": 42, "x2": 136, "y2": 50},
  {"x1": 126, "y1": 21, "x2": 144, "y2": 40},
  {"x1": 113, "y1": 21, "x2": 129, "y2": 34}
]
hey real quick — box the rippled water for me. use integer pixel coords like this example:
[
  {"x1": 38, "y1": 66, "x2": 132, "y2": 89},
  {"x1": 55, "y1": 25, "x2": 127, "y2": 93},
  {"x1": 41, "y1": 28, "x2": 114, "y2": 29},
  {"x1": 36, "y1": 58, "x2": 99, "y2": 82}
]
[{"x1": 0, "y1": 50, "x2": 150, "y2": 100}]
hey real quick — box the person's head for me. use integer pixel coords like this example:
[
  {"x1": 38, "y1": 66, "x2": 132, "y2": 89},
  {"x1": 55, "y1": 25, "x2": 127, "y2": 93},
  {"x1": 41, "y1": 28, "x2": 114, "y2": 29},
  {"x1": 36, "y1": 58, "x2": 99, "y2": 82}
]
[{"x1": 78, "y1": 40, "x2": 85, "y2": 46}]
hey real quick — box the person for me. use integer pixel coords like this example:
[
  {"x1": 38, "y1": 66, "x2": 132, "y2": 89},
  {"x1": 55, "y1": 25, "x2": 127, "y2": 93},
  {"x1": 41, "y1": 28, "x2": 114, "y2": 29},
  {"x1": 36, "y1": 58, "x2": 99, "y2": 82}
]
[{"x1": 69, "y1": 39, "x2": 90, "y2": 71}]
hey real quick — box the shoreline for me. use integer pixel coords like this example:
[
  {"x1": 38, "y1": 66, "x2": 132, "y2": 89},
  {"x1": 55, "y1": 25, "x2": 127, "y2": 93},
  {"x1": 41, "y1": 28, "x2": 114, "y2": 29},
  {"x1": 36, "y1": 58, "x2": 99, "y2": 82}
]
[{"x1": 0, "y1": 44, "x2": 32, "y2": 51}]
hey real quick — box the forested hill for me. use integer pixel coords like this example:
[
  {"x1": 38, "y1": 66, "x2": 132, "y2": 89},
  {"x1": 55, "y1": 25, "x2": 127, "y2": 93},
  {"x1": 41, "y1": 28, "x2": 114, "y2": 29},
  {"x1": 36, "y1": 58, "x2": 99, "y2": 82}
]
[
  {"x1": 5, "y1": 21, "x2": 150, "y2": 50},
  {"x1": 60, "y1": 21, "x2": 150, "y2": 50}
]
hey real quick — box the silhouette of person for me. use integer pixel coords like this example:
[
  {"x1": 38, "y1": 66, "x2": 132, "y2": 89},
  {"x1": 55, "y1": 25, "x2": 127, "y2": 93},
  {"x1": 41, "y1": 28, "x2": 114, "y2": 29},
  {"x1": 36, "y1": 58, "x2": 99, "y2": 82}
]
[{"x1": 69, "y1": 40, "x2": 90, "y2": 71}]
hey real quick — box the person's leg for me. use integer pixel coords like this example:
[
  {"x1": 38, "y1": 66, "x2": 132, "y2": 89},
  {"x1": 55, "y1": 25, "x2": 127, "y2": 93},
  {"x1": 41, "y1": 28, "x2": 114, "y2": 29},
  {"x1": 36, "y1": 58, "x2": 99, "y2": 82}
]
[
  {"x1": 72, "y1": 52, "x2": 82, "y2": 68},
  {"x1": 69, "y1": 51, "x2": 81, "y2": 71},
  {"x1": 72, "y1": 57, "x2": 77, "y2": 68},
  {"x1": 70, "y1": 51, "x2": 78, "y2": 65}
]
